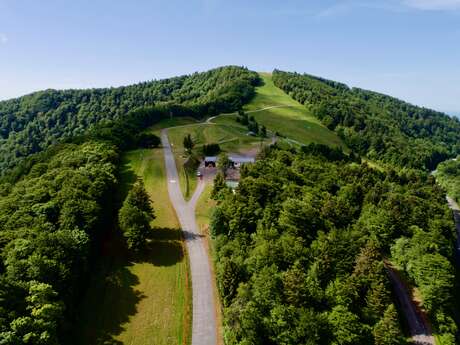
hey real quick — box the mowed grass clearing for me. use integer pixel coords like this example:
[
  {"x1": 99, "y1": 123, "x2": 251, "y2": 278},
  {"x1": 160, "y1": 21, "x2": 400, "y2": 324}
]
[
  {"x1": 77, "y1": 148, "x2": 191, "y2": 345},
  {"x1": 241, "y1": 73, "x2": 346, "y2": 149}
]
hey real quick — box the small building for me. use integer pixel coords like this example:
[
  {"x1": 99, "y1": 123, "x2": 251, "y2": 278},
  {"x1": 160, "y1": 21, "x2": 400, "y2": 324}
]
[
  {"x1": 204, "y1": 156, "x2": 217, "y2": 167},
  {"x1": 229, "y1": 156, "x2": 255, "y2": 168}
]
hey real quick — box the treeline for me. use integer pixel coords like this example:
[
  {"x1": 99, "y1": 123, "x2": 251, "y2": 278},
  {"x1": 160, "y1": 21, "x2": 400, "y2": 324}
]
[
  {"x1": 272, "y1": 70, "x2": 460, "y2": 170},
  {"x1": 0, "y1": 66, "x2": 260, "y2": 174},
  {"x1": 0, "y1": 141, "x2": 119, "y2": 343},
  {"x1": 211, "y1": 145, "x2": 457, "y2": 344},
  {"x1": 436, "y1": 158, "x2": 460, "y2": 203}
]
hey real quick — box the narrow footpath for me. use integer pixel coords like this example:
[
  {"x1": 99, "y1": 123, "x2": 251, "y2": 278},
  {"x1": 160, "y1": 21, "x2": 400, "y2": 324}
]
[{"x1": 161, "y1": 128, "x2": 217, "y2": 345}]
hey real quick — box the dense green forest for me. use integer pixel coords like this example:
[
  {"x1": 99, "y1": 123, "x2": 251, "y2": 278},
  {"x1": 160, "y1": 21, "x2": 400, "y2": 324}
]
[
  {"x1": 436, "y1": 158, "x2": 460, "y2": 203},
  {"x1": 211, "y1": 145, "x2": 457, "y2": 344},
  {"x1": 0, "y1": 66, "x2": 259, "y2": 174},
  {"x1": 0, "y1": 66, "x2": 261, "y2": 343},
  {"x1": 272, "y1": 70, "x2": 460, "y2": 170},
  {"x1": 0, "y1": 141, "x2": 119, "y2": 343}
]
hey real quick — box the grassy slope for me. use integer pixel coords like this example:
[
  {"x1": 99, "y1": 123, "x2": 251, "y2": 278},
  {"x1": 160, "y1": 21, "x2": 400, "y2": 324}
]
[
  {"x1": 77, "y1": 148, "x2": 191, "y2": 345},
  {"x1": 148, "y1": 72, "x2": 344, "y2": 199},
  {"x1": 243, "y1": 73, "x2": 345, "y2": 148}
]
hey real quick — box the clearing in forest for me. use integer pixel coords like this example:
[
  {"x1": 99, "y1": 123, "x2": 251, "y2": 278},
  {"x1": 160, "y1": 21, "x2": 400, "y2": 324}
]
[{"x1": 241, "y1": 72, "x2": 346, "y2": 148}]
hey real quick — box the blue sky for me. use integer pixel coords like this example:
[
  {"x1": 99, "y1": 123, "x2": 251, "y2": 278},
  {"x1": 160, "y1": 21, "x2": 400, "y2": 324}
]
[{"x1": 1, "y1": 0, "x2": 459, "y2": 114}]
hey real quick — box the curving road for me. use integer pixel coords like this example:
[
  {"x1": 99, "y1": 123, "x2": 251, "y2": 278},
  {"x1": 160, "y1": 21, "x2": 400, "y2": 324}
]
[
  {"x1": 161, "y1": 129, "x2": 217, "y2": 345},
  {"x1": 385, "y1": 263, "x2": 435, "y2": 345},
  {"x1": 386, "y1": 195, "x2": 459, "y2": 345}
]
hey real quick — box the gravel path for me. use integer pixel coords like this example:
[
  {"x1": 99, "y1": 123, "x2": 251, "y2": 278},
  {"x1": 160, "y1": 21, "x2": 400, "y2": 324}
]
[{"x1": 161, "y1": 128, "x2": 217, "y2": 345}]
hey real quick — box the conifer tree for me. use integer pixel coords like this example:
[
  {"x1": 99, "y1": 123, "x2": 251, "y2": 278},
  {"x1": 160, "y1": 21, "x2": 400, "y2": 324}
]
[{"x1": 119, "y1": 180, "x2": 154, "y2": 251}]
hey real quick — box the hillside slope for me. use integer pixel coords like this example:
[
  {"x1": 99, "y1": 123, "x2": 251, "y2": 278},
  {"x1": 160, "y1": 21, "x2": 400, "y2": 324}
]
[
  {"x1": 0, "y1": 66, "x2": 259, "y2": 174},
  {"x1": 242, "y1": 73, "x2": 345, "y2": 148},
  {"x1": 273, "y1": 70, "x2": 460, "y2": 170}
]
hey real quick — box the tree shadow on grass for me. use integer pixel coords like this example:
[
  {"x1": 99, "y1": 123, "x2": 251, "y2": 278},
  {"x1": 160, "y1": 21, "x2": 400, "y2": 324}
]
[
  {"x1": 77, "y1": 227, "x2": 188, "y2": 344},
  {"x1": 149, "y1": 227, "x2": 203, "y2": 241},
  {"x1": 76, "y1": 259, "x2": 146, "y2": 345},
  {"x1": 118, "y1": 154, "x2": 139, "y2": 203},
  {"x1": 132, "y1": 227, "x2": 186, "y2": 266}
]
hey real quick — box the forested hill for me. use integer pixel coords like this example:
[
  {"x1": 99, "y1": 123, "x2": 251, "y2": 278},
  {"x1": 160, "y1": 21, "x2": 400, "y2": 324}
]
[
  {"x1": 212, "y1": 145, "x2": 457, "y2": 344},
  {"x1": 272, "y1": 70, "x2": 460, "y2": 170},
  {"x1": 0, "y1": 66, "x2": 259, "y2": 174}
]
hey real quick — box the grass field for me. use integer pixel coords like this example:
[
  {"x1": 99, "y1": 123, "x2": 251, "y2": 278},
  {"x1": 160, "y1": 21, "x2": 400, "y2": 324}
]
[
  {"x1": 246, "y1": 72, "x2": 301, "y2": 110},
  {"x1": 167, "y1": 122, "x2": 267, "y2": 155},
  {"x1": 240, "y1": 73, "x2": 345, "y2": 148},
  {"x1": 77, "y1": 148, "x2": 191, "y2": 345}
]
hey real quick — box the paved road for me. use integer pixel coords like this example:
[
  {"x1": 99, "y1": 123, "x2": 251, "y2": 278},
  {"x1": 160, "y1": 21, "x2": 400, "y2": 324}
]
[
  {"x1": 161, "y1": 129, "x2": 217, "y2": 345},
  {"x1": 385, "y1": 263, "x2": 435, "y2": 345}
]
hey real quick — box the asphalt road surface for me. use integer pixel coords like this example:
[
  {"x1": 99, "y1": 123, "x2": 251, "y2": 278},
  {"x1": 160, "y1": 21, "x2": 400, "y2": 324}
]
[
  {"x1": 161, "y1": 129, "x2": 217, "y2": 345},
  {"x1": 385, "y1": 264, "x2": 435, "y2": 345}
]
